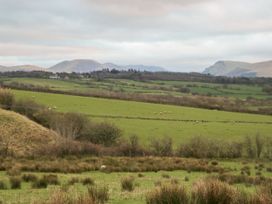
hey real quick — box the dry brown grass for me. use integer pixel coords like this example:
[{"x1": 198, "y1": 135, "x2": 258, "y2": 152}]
[{"x1": 0, "y1": 108, "x2": 61, "y2": 157}]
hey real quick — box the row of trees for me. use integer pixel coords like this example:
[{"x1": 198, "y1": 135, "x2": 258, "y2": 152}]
[{"x1": 1, "y1": 70, "x2": 272, "y2": 85}]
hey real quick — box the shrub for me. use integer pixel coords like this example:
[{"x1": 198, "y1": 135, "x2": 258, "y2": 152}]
[
  {"x1": 211, "y1": 161, "x2": 218, "y2": 166},
  {"x1": 150, "y1": 136, "x2": 173, "y2": 156},
  {"x1": 12, "y1": 99, "x2": 45, "y2": 120},
  {"x1": 177, "y1": 136, "x2": 244, "y2": 159},
  {"x1": 82, "y1": 177, "x2": 95, "y2": 186},
  {"x1": 9, "y1": 177, "x2": 21, "y2": 189},
  {"x1": 146, "y1": 184, "x2": 189, "y2": 204},
  {"x1": 121, "y1": 176, "x2": 135, "y2": 191},
  {"x1": 22, "y1": 174, "x2": 38, "y2": 182},
  {"x1": 191, "y1": 179, "x2": 238, "y2": 204},
  {"x1": 118, "y1": 135, "x2": 145, "y2": 157},
  {"x1": 0, "y1": 88, "x2": 14, "y2": 110},
  {"x1": 82, "y1": 122, "x2": 122, "y2": 146},
  {"x1": 0, "y1": 180, "x2": 7, "y2": 190},
  {"x1": 34, "y1": 189, "x2": 97, "y2": 204},
  {"x1": 184, "y1": 176, "x2": 189, "y2": 182},
  {"x1": 43, "y1": 174, "x2": 59, "y2": 185},
  {"x1": 50, "y1": 112, "x2": 89, "y2": 140},
  {"x1": 32, "y1": 178, "x2": 48, "y2": 189},
  {"x1": 68, "y1": 177, "x2": 80, "y2": 185},
  {"x1": 161, "y1": 174, "x2": 171, "y2": 179},
  {"x1": 138, "y1": 173, "x2": 145, "y2": 178},
  {"x1": 7, "y1": 167, "x2": 21, "y2": 176},
  {"x1": 88, "y1": 185, "x2": 109, "y2": 204},
  {"x1": 244, "y1": 136, "x2": 256, "y2": 159}
]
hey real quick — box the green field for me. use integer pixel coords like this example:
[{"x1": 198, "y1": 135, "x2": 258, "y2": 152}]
[
  {"x1": 0, "y1": 159, "x2": 271, "y2": 204},
  {"x1": 2, "y1": 77, "x2": 271, "y2": 99},
  {"x1": 12, "y1": 89, "x2": 272, "y2": 145},
  {"x1": 0, "y1": 170, "x2": 204, "y2": 204}
]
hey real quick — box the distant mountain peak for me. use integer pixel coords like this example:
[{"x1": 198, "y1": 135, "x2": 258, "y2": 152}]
[
  {"x1": 203, "y1": 60, "x2": 272, "y2": 77},
  {"x1": 48, "y1": 59, "x2": 166, "y2": 73}
]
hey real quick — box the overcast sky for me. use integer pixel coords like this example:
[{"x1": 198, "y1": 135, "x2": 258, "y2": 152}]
[{"x1": 0, "y1": 0, "x2": 271, "y2": 71}]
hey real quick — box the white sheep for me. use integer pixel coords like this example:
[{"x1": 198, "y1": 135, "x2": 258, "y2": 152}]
[{"x1": 100, "y1": 165, "x2": 107, "y2": 170}]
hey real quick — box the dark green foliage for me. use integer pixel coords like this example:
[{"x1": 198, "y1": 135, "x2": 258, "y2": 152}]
[
  {"x1": 121, "y1": 176, "x2": 135, "y2": 192},
  {"x1": 0, "y1": 180, "x2": 7, "y2": 190},
  {"x1": 22, "y1": 174, "x2": 38, "y2": 182},
  {"x1": 9, "y1": 177, "x2": 21, "y2": 189},
  {"x1": 32, "y1": 178, "x2": 48, "y2": 189},
  {"x1": 81, "y1": 122, "x2": 122, "y2": 146},
  {"x1": 82, "y1": 177, "x2": 95, "y2": 186}
]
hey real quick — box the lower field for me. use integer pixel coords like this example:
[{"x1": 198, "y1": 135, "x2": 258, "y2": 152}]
[
  {"x1": 12, "y1": 90, "x2": 272, "y2": 145},
  {"x1": 0, "y1": 170, "x2": 205, "y2": 204},
  {"x1": 0, "y1": 159, "x2": 272, "y2": 204}
]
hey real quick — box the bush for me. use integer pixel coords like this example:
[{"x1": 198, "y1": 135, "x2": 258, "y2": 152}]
[
  {"x1": 0, "y1": 88, "x2": 14, "y2": 110},
  {"x1": 50, "y1": 112, "x2": 89, "y2": 140},
  {"x1": 146, "y1": 184, "x2": 189, "y2": 204},
  {"x1": 34, "y1": 189, "x2": 97, "y2": 204},
  {"x1": 121, "y1": 176, "x2": 135, "y2": 191},
  {"x1": 191, "y1": 179, "x2": 238, "y2": 204},
  {"x1": 12, "y1": 99, "x2": 45, "y2": 120},
  {"x1": 0, "y1": 180, "x2": 7, "y2": 190},
  {"x1": 9, "y1": 177, "x2": 21, "y2": 189},
  {"x1": 150, "y1": 136, "x2": 173, "y2": 156},
  {"x1": 81, "y1": 122, "x2": 121, "y2": 146},
  {"x1": 161, "y1": 174, "x2": 171, "y2": 179},
  {"x1": 118, "y1": 135, "x2": 145, "y2": 157},
  {"x1": 32, "y1": 178, "x2": 48, "y2": 189},
  {"x1": 138, "y1": 173, "x2": 145, "y2": 178},
  {"x1": 251, "y1": 183, "x2": 272, "y2": 204},
  {"x1": 88, "y1": 185, "x2": 109, "y2": 204},
  {"x1": 82, "y1": 177, "x2": 95, "y2": 186},
  {"x1": 43, "y1": 174, "x2": 59, "y2": 185},
  {"x1": 7, "y1": 167, "x2": 21, "y2": 176},
  {"x1": 177, "y1": 136, "x2": 243, "y2": 159},
  {"x1": 22, "y1": 174, "x2": 38, "y2": 182},
  {"x1": 67, "y1": 177, "x2": 80, "y2": 185}
]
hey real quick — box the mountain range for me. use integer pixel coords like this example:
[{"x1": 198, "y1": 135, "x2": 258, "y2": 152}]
[
  {"x1": 0, "y1": 59, "x2": 271, "y2": 77},
  {"x1": 203, "y1": 60, "x2": 272, "y2": 77},
  {"x1": 0, "y1": 59, "x2": 165, "y2": 73}
]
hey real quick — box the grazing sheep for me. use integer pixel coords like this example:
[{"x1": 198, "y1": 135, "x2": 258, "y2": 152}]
[{"x1": 100, "y1": 165, "x2": 107, "y2": 170}]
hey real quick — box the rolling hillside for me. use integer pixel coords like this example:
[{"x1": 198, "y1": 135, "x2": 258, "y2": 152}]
[
  {"x1": 0, "y1": 108, "x2": 60, "y2": 157},
  {"x1": 203, "y1": 60, "x2": 272, "y2": 77},
  {"x1": 12, "y1": 90, "x2": 272, "y2": 145}
]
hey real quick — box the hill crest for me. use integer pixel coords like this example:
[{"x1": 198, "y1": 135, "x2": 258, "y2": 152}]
[{"x1": 203, "y1": 60, "x2": 272, "y2": 77}]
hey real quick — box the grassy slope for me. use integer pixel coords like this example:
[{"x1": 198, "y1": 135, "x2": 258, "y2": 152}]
[
  {"x1": 12, "y1": 90, "x2": 272, "y2": 145},
  {"x1": 0, "y1": 108, "x2": 59, "y2": 157}
]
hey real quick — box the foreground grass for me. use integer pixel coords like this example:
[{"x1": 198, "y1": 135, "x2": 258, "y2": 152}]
[
  {"x1": 0, "y1": 170, "x2": 206, "y2": 204},
  {"x1": 12, "y1": 89, "x2": 272, "y2": 145},
  {"x1": 0, "y1": 159, "x2": 272, "y2": 204}
]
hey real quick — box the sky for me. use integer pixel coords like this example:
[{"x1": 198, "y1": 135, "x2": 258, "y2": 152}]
[{"x1": 0, "y1": 0, "x2": 272, "y2": 72}]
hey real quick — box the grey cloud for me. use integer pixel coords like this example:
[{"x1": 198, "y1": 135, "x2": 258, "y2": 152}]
[{"x1": 0, "y1": 0, "x2": 271, "y2": 71}]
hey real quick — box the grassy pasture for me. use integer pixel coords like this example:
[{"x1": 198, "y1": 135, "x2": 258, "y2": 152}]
[
  {"x1": 12, "y1": 89, "x2": 272, "y2": 145},
  {"x1": 2, "y1": 77, "x2": 271, "y2": 99},
  {"x1": 0, "y1": 159, "x2": 271, "y2": 204}
]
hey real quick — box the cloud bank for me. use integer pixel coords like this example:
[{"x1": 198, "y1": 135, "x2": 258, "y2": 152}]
[{"x1": 0, "y1": 0, "x2": 271, "y2": 71}]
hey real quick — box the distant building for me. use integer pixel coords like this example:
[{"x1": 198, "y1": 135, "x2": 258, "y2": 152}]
[{"x1": 49, "y1": 74, "x2": 60, "y2": 79}]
